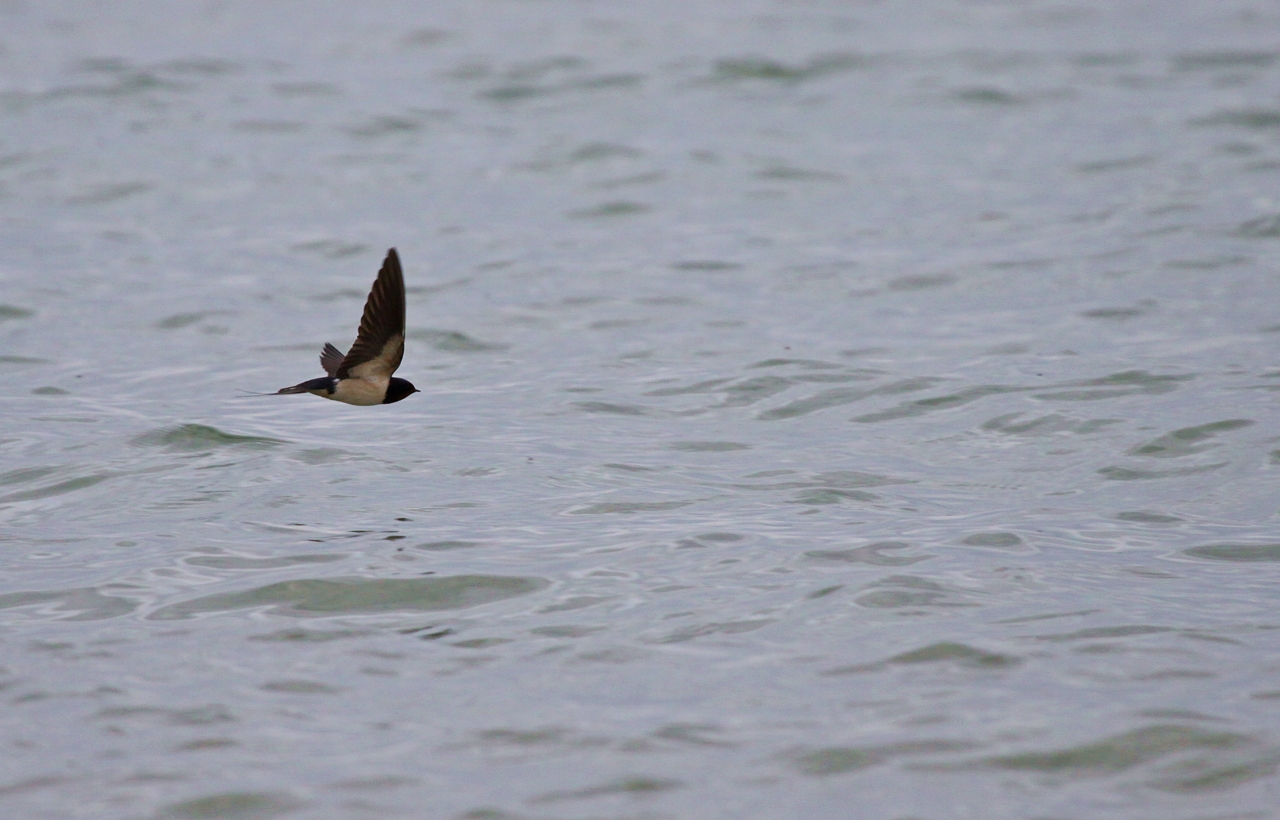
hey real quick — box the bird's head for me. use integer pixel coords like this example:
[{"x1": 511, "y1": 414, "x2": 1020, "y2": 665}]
[{"x1": 383, "y1": 378, "x2": 420, "y2": 404}]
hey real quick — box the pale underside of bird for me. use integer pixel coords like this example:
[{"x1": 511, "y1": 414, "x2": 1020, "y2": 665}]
[{"x1": 274, "y1": 247, "x2": 419, "y2": 405}]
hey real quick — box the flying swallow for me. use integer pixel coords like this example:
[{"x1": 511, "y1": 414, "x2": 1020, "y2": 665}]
[{"x1": 274, "y1": 247, "x2": 419, "y2": 405}]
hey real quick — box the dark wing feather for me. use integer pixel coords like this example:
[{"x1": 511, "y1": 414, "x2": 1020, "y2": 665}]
[
  {"x1": 336, "y1": 248, "x2": 406, "y2": 380},
  {"x1": 319, "y1": 343, "x2": 344, "y2": 377}
]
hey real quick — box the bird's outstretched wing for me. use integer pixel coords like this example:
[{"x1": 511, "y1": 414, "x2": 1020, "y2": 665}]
[
  {"x1": 319, "y1": 343, "x2": 344, "y2": 377},
  {"x1": 336, "y1": 248, "x2": 406, "y2": 381}
]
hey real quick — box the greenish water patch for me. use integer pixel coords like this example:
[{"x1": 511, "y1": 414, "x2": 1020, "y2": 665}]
[
  {"x1": 759, "y1": 387, "x2": 875, "y2": 421},
  {"x1": 888, "y1": 274, "x2": 956, "y2": 291},
  {"x1": 1077, "y1": 155, "x2": 1153, "y2": 173},
  {"x1": 567, "y1": 200, "x2": 650, "y2": 218},
  {"x1": 531, "y1": 776, "x2": 681, "y2": 803},
  {"x1": 67, "y1": 181, "x2": 154, "y2": 204},
  {"x1": 155, "y1": 312, "x2": 211, "y2": 330},
  {"x1": 656, "y1": 618, "x2": 773, "y2": 643},
  {"x1": 574, "y1": 401, "x2": 649, "y2": 415},
  {"x1": 568, "y1": 141, "x2": 642, "y2": 162},
  {"x1": 248, "y1": 628, "x2": 370, "y2": 642},
  {"x1": 790, "y1": 488, "x2": 877, "y2": 504},
  {"x1": 1129, "y1": 419, "x2": 1253, "y2": 457},
  {"x1": 415, "y1": 540, "x2": 481, "y2": 551},
  {"x1": 0, "y1": 466, "x2": 61, "y2": 486},
  {"x1": 150, "y1": 575, "x2": 547, "y2": 619},
  {"x1": 761, "y1": 378, "x2": 938, "y2": 421},
  {"x1": 667, "y1": 441, "x2": 750, "y2": 451},
  {"x1": 886, "y1": 642, "x2": 1019, "y2": 668},
  {"x1": 670, "y1": 260, "x2": 741, "y2": 271},
  {"x1": 795, "y1": 747, "x2": 878, "y2": 774},
  {"x1": 530, "y1": 625, "x2": 604, "y2": 638},
  {"x1": 961, "y1": 532, "x2": 1025, "y2": 549},
  {"x1": 1184, "y1": 543, "x2": 1280, "y2": 562},
  {"x1": 1081, "y1": 306, "x2": 1147, "y2": 319},
  {"x1": 479, "y1": 84, "x2": 542, "y2": 102},
  {"x1": 1193, "y1": 108, "x2": 1280, "y2": 129},
  {"x1": 853, "y1": 384, "x2": 1024, "y2": 423},
  {"x1": 177, "y1": 739, "x2": 237, "y2": 751},
  {"x1": 1235, "y1": 215, "x2": 1280, "y2": 238},
  {"x1": 953, "y1": 87, "x2": 1024, "y2": 105},
  {"x1": 290, "y1": 448, "x2": 352, "y2": 464},
  {"x1": 570, "y1": 73, "x2": 643, "y2": 91},
  {"x1": 825, "y1": 641, "x2": 1018, "y2": 674},
  {"x1": 1033, "y1": 370, "x2": 1192, "y2": 402},
  {"x1": 806, "y1": 542, "x2": 931, "y2": 566},
  {"x1": 1116, "y1": 511, "x2": 1184, "y2": 524},
  {"x1": 796, "y1": 740, "x2": 978, "y2": 775},
  {"x1": 854, "y1": 576, "x2": 953, "y2": 609},
  {"x1": 162, "y1": 791, "x2": 302, "y2": 819},
  {"x1": 1029, "y1": 625, "x2": 1175, "y2": 642},
  {"x1": 452, "y1": 637, "x2": 513, "y2": 649},
  {"x1": 407, "y1": 328, "x2": 508, "y2": 352},
  {"x1": 479, "y1": 73, "x2": 640, "y2": 103},
  {"x1": 260, "y1": 680, "x2": 342, "y2": 694},
  {"x1": 0, "y1": 304, "x2": 33, "y2": 320},
  {"x1": 1151, "y1": 750, "x2": 1280, "y2": 792},
  {"x1": 713, "y1": 375, "x2": 794, "y2": 407},
  {"x1": 94, "y1": 705, "x2": 232, "y2": 725},
  {"x1": 644, "y1": 377, "x2": 735, "y2": 397},
  {"x1": 1098, "y1": 464, "x2": 1225, "y2": 480},
  {"x1": 979, "y1": 725, "x2": 1251, "y2": 774},
  {"x1": 0, "y1": 473, "x2": 111, "y2": 504},
  {"x1": 1173, "y1": 51, "x2": 1276, "y2": 71},
  {"x1": 710, "y1": 52, "x2": 867, "y2": 83},
  {"x1": 0, "y1": 586, "x2": 138, "y2": 620},
  {"x1": 347, "y1": 115, "x2": 421, "y2": 138},
  {"x1": 133, "y1": 424, "x2": 284, "y2": 451},
  {"x1": 293, "y1": 239, "x2": 368, "y2": 258},
  {"x1": 756, "y1": 165, "x2": 846, "y2": 182}
]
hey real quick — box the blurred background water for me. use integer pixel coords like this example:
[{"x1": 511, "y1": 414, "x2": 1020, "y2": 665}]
[{"x1": 3, "y1": 1, "x2": 1280, "y2": 818}]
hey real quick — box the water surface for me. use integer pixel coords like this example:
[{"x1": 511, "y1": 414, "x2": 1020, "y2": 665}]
[{"x1": 2, "y1": 2, "x2": 1280, "y2": 818}]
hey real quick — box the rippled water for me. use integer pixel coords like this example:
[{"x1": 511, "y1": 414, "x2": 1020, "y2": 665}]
[{"x1": 4, "y1": 1, "x2": 1280, "y2": 818}]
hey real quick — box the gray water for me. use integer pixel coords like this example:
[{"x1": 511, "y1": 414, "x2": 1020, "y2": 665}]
[{"x1": 3, "y1": 1, "x2": 1280, "y2": 818}]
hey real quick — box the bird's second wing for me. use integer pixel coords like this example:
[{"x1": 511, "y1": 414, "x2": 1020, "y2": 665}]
[
  {"x1": 336, "y1": 248, "x2": 406, "y2": 381},
  {"x1": 319, "y1": 343, "x2": 344, "y2": 376}
]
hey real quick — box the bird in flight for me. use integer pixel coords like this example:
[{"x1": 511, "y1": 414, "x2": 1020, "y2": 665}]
[{"x1": 275, "y1": 247, "x2": 419, "y2": 405}]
